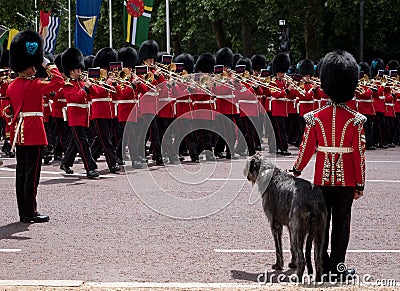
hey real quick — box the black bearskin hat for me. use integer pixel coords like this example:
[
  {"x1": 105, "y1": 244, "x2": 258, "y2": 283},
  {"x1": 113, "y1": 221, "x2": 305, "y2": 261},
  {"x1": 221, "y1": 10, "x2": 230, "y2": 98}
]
[
  {"x1": 9, "y1": 30, "x2": 43, "y2": 73},
  {"x1": 84, "y1": 55, "x2": 94, "y2": 71},
  {"x1": 287, "y1": 65, "x2": 297, "y2": 75},
  {"x1": 0, "y1": 43, "x2": 3, "y2": 61},
  {"x1": 387, "y1": 60, "x2": 399, "y2": 71},
  {"x1": 236, "y1": 57, "x2": 253, "y2": 74},
  {"x1": 93, "y1": 47, "x2": 118, "y2": 69},
  {"x1": 62, "y1": 48, "x2": 85, "y2": 78},
  {"x1": 138, "y1": 40, "x2": 159, "y2": 63},
  {"x1": 359, "y1": 62, "x2": 371, "y2": 79},
  {"x1": 371, "y1": 58, "x2": 384, "y2": 77},
  {"x1": 118, "y1": 47, "x2": 138, "y2": 68},
  {"x1": 233, "y1": 53, "x2": 243, "y2": 68},
  {"x1": 299, "y1": 59, "x2": 314, "y2": 76},
  {"x1": 54, "y1": 54, "x2": 63, "y2": 73},
  {"x1": 156, "y1": 51, "x2": 168, "y2": 63},
  {"x1": 35, "y1": 52, "x2": 55, "y2": 78},
  {"x1": 194, "y1": 53, "x2": 215, "y2": 73},
  {"x1": 215, "y1": 47, "x2": 233, "y2": 69},
  {"x1": 251, "y1": 54, "x2": 266, "y2": 72},
  {"x1": 320, "y1": 50, "x2": 358, "y2": 104},
  {"x1": 174, "y1": 53, "x2": 195, "y2": 74},
  {"x1": 272, "y1": 53, "x2": 290, "y2": 74}
]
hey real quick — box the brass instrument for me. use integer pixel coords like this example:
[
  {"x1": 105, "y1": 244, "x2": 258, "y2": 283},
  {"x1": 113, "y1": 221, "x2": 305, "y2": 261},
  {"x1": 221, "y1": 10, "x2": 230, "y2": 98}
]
[{"x1": 81, "y1": 69, "x2": 117, "y2": 93}]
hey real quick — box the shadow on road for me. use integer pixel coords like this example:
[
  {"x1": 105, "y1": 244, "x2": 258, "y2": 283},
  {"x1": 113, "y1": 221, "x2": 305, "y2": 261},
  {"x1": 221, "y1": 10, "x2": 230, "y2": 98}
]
[
  {"x1": 231, "y1": 268, "x2": 296, "y2": 283},
  {"x1": 0, "y1": 222, "x2": 31, "y2": 241}
]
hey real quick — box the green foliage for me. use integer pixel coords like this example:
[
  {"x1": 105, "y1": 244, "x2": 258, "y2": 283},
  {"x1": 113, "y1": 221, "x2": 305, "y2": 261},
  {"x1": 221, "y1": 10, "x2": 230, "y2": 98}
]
[{"x1": 1, "y1": 0, "x2": 399, "y2": 64}]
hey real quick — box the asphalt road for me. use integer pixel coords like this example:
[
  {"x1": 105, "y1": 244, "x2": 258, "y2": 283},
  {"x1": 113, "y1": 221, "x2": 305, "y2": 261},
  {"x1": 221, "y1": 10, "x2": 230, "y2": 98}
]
[{"x1": 0, "y1": 143, "x2": 399, "y2": 290}]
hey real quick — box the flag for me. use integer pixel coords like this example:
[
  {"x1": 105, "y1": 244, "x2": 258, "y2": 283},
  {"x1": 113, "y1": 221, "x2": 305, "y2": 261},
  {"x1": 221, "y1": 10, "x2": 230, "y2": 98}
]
[
  {"x1": 0, "y1": 25, "x2": 8, "y2": 45},
  {"x1": 7, "y1": 29, "x2": 19, "y2": 50},
  {"x1": 124, "y1": 0, "x2": 154, "y2": 47},
  {"x1": 75, "y1": 0, "x2": 102, "y2": 56},
  {"x1": 39, "y1": 11, "x2": 61, "y2": 54}
]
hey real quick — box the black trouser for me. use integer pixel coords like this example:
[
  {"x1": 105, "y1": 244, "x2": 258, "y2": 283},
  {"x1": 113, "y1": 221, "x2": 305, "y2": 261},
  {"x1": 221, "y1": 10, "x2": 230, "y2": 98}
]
[
  {"x1": 395, "y1": 113, "x2": 400, "y2": 145},
  {"x1": 63, "y1": 126, "x2": 97, "y2": 172},
  {"x1": 138, "y1": 114, "x2": 161, "y2": 159},
  {"x1": 193, "y1": 119, "x2": 214, "y2": 153},
  {"x1": 123, "y1": 121, "x2": 142, "y2": 162},
  {"x1": 271, "y1": 115, "x2": 288, "y2": 152},
  {"x1": 364, "y1": 114, "x2": 375, "y2": 148},
  {"x1": 111, "y1": 118, "x2": 123, "y2": 161},
  {"x1": 157, "y1": 117, "x2": 175, "y2": 159},
  {"x1": 385, "y1": 116, "x2": 396, "y2": 145},
  {"x1": 15, "y1": 145, "x2": 43, "y2": 218},
  {"x1": 296, "y1": 117, "x2": 306, "y2": 146},
  {"x1": 319, "y1": 186, "x2": 354, "y2": 274},
  {"x1": 253, "y1": 115, "x2": 264, "y2": 150},
  {"x1": 53, "y1": 117, "x2": 70, "y2": 158},
  {"x1": 214, "y1": 114, "x2": 236, "y2": 155},
  {"x1": 374, "y1": 112, "x2": 387, "y2": 146},
  {"x1": 286, "y1": 113, "x2": 299, "y2": 144},
  {"x1": 240, "y1": 116, "x2": 258, "y2": 156},
  {"x1": 174, "y1": 118, "x2": 198, "y2": 159},
  {"x1": 92, "y1": 118, "x2": 117, "y2": 169}
]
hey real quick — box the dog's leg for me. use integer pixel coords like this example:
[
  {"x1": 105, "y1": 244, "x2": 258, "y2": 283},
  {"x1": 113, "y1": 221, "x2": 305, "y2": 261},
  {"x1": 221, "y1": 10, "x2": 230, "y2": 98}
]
[
  {"x1": 271, "y1": 220, "x2": 284, "y2": 270},
  {"x1": 288, "y1": 227, "x2": 297, "y2": 269},
  {"x1": 313, "y1": 214, "x2": 327, "y2": 282},
  {"x1": 305, "y1": 233, "x2": 313, "y2": 275},
  {"x1": 289, "y1": 219, "x2": 306, "y2": 282}
]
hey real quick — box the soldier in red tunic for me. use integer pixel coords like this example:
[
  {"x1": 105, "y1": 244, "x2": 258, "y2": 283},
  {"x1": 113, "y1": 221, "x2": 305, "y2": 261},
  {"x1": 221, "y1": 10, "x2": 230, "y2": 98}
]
[
  {"x1": 293, "y1": 50, "x2": 365, "y2": 279},
  {"x1": 7, "y1": 30, "x2": 65, "y2": 223},
  {"x1": 59, "y1": 48, "x2": 99, "y2": 178}
]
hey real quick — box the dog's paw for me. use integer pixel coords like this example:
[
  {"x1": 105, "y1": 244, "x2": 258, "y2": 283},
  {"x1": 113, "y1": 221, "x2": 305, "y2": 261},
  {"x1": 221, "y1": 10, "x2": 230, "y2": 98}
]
[
  {"x1": 288, "y1": 262, "x2": 297, "y2": 269},
  {"x1": 272, "y1": 263, "x2": 284, "y2": 270}
]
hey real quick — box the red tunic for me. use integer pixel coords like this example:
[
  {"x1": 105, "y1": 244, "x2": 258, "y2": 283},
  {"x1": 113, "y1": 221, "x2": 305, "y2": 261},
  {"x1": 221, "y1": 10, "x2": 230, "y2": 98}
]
[
  {"x1": 51, "y1": 90, "x2": 67, "y2": 118},
  {"x1": 355, "y1": 87, "x2": 375, "y2": 115},
  {"x1": 157, "y1": 82, "x2": 175, "y2": 118},
  {"x1": 173, "y1": 83, "x2": 192, "y2": 118},
  {"x1": 191, "y1": 87, "x2": 215, "y2": 120},
  {"x1": 115, "y1": 83, "x2": 139, "y2": 122},
  {"x1": 237, "y1": 84, "x2": 259, "y2": 117},
  {"x1": 395, "y1": 92, "x2": 400, "y2": 113},
  {"x1": 384, "y1": 92, "x2": 395, "y2": 117},
  {"x1": 294, "y1": 104, "x2": 366, "y2": 189},
  {"x1": 62, "y1": 79, "x2": 93, "y2": 127},
  {"x1": 90, "y1": 83, "x2": 114, "y2": 119},
  {"x1": 297, "y1": 83, "x2": 316, "y2": 116},
  {"x1": 372, "y1": 86, "x2": 385, "y2": 113},
  {"x1": 7, "y1": 65, "x2": 65, "y2": 146},
  {"x1": 213, "y1": 81, "x2": 236, "y2": 115},
  {"x1": 270, "y1": 78, "x2": 297, "y2": 117}
]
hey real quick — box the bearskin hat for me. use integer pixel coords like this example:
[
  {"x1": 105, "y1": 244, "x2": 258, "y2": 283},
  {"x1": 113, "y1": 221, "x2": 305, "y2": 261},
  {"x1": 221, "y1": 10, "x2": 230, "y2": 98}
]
[
  {"x1": 272, "y1": 53, "x2": 290, "y2": 74},
  {"x1": 359, "y1": 62, "x2": 371, "y2": 79},
  {"x1": 138, "y1": 40, "x2": 159, "y2": 63},
  {"x1": 174, "y1": 53, "x2": 195, "y2": 74},
  {"x1": 215, "y1": 47, "x2": 233, "y2": 69},
  {"x1": 0, "y1": 46, "x2": 9, "y2": 68},
  {"x1": 251, "y1": 55, "x2": 266, "y2": 72},
  {"x1": 93, "y1": 47, "x2": 118, "y2": 69},
  {"x1": 320, "y1": 50, "x2": 358, "y2": 104},
  {"x1": 233, "y1": 53, "x2": 243, "y2": 68},
  {"x1": 371, "y1": 58, "x2": 384, "y2": 77},
  {"x1": 0, "y1": 43, "x2": 3, "y2": 62},
  {"x1": 387, "y1": 59, "x2": 399, "y2": 71},
  {"x1": 287, "y1": 65, "x2": 297, "y2": 75},
  {"x1": 35, "y1": 52, "x2": 55, "y2": 78},
  {"x1": 84, "y1": 55, "x2": 94, "y2": 71},
  {"x1": 61, "y1": 48, "x2": 85, "y2": 78},
  {"x1": 118, "y1": 47, "x2": 138, "y2": 69},
  {"x1": 236, "y1": 57, "x2": 253, "y2": 74},
  {"x1": 54, "y1": 54, "x2": 63, "y2": 73},
  {"x1": 194, "y1": 53, "x2": 215, "y2": 73},
  {"x1": 9, "y1": 30, "x2": 43, "y2": 73},
  {"x1": 299, "y1": 59, "x2": 314, "y2": 76}
]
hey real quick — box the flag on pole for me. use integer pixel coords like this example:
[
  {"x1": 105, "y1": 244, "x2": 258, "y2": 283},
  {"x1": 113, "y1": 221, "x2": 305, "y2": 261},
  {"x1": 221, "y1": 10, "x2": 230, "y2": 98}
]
[
  {"x1": 75, "y1": 0, "x2": 102, "y2": 56},
  {"x1": 124, "y1": 0, "x2": 154, "y2": 47},
  {"x1": 39, "y1": 11, "x2": 61, "y2": 54},
  {"x1": 7, "y1": 29, "x2": 19, "y2": 50},
  {"x1": 0, "y1": 25, "x2": 8, "y2": 45}
]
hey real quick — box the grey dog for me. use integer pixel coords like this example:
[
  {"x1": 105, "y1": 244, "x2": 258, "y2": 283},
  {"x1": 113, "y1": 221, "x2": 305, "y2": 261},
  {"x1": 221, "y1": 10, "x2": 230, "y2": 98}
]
[{"x1": 244, "y1": 153, "x2": 327, "y2": 281}]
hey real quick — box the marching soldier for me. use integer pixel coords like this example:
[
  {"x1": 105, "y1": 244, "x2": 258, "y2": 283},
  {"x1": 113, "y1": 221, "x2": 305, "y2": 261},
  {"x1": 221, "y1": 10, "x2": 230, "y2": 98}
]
[
  {"x1": 371, "y1": 58, "x2": 387, "y2": 148},
  {"x1": 7, "y1": 30, "x2": 64, "y2": 223},
  {"x1": 293, "y1": 50, "x2": 366, "y2": 278},
  {"x1": 59, "y1": 48, "x2": 99, "y2": 178}
]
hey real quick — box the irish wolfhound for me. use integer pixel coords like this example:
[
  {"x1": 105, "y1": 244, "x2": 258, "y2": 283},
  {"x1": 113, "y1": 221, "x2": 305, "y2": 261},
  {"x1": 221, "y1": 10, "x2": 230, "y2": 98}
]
[{"x1": 244, "y1": 153, "x2": 327, "y2": 281}]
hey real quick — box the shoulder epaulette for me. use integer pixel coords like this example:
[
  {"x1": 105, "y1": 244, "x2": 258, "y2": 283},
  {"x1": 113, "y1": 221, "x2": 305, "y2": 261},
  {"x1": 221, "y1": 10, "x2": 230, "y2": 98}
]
[
  {"x1": 64, "y1": 78, "x2": 74, "y2": 86},
  {"x1": 303, "y1": 111, "x2": 315, "y2": 126},
  {"x1": 354, "y1": 112, "x2": 367, "y2": 125}
]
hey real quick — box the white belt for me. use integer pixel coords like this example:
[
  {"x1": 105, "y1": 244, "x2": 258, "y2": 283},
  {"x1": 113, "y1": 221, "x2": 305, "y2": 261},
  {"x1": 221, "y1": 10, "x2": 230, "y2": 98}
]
[
  {"x1": 19, "y1": 112, "x2": 43, "y2": 118},
  {"x1": 356, "y1": 99, "x2": 373, "y2": 103},
  {"x1": 116, "y1": 100, "x2": 139, "y2": 104},
  {"x1": 215, "y1": 95, "x2": 235, "y2": 99},
  {"x1": 67, "y1": 103, "x2": 89, "y2": 108},
  {"x1": 91, "y1": 97, "x2": 112, "y2": 102},
  {"x1": 317, "y1": 146, "x2": 353, "y2": 153},
  {"x1": 193, "y1": 100, "x2": 214, "y2": 104},
  {"x1": 158, "y1": 97, "x2": 176, "y2": 102},
  {"x1": 11, "y1": 112, "x2": 44, "y2": 151},
  {"x1": 57, "y1": 99, "x2": 67, "y2": 103},
  {"x1": 146, "y1": 91, "x2": 159, "y2": 96},
  {"x1": 299, "y1": 101, "x2": 314, "y2": 104},
  {"x1": 238, "y1": 100, "x2": 259, "y2": 104},
  {"x1": 378, "y1": 96, "x2": 385, "y2": 100},
  {"x1": 43, "y1": 103, "x2": 50, "y2": 107},
  {"x1": 175, "y1": 99, "x2": 192, "y2": 103},
  {"x1": 385, "y1": 103, "x2": 395, "y2": 107},
  {"x1": 256, "y1": 95, "x2": 264, "y2": 99},
  {"x1": 272, "y1": 98, "x2": 290, "y2": 101}
]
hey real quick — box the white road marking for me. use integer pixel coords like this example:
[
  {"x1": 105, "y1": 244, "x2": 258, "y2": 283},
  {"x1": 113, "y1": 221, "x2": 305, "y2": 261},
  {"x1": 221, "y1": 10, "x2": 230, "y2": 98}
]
[
  {"x1": 215, "y1": 249, "x2": 400, "y2": 253},
  {"x1": 0, "y1": 249, "x2": 21, "y2": 252}
]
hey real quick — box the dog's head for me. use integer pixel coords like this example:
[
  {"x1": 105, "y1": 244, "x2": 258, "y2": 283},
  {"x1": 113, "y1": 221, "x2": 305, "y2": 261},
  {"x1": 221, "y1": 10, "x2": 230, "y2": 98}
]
[{"x1": 244, "y1": 153, "x2": 275, "y2": 185}]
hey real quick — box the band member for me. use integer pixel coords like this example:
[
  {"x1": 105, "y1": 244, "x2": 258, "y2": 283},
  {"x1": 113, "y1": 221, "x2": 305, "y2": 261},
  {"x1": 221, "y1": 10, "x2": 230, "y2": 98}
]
[
  {"x1": 356, "y1": 62, "x2": 376, "y2": 149},
  {"x1": 371, "y1": 58, "x2": 387, "y2": 148},
  {"x1": 7, "y1": 30, "x2": 64, "y2": 223},
  {"x1": 59, "y1": 48, "x2": 99, "y2": 178},
  {"x1": 293, "y1": 50, "x2": 366, "y2": 278},
  {"x1": 90, "y1": 47, "x2": 121, "y2": 173},
  {"x1": 269, "y1": 53, "x2": 293, "y2": 155}
]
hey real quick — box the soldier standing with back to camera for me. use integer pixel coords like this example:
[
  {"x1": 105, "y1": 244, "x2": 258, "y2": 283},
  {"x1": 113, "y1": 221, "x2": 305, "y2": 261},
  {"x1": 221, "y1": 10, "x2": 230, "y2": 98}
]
[
  {"x1": 7, "y1": 30, "x2": 64, "y2": 223},
  {"x1": 293, "y1": 50, "x2": 366, "y2": 280}
]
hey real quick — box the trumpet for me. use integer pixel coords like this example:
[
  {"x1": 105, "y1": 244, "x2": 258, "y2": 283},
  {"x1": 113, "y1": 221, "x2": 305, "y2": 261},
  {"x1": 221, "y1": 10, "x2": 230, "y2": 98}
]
[{"x1": 81, "y1": 69, "x2": 117, "y2": 93}]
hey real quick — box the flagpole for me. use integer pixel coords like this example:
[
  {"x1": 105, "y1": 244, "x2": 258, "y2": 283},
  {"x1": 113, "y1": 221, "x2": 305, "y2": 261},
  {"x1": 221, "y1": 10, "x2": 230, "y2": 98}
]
[
  {"x1": 166, "y1": 0, "x2": 170, "y2": 53},
  {"x1": 34, "y1": 0, "x2": 38, "y2": 32},
  {"x1": 68, "y1": 0, "x2": 71, "y2": 48},
  {"x1": 109, "y1": 0, "x2": 112, "y2": 48}
]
